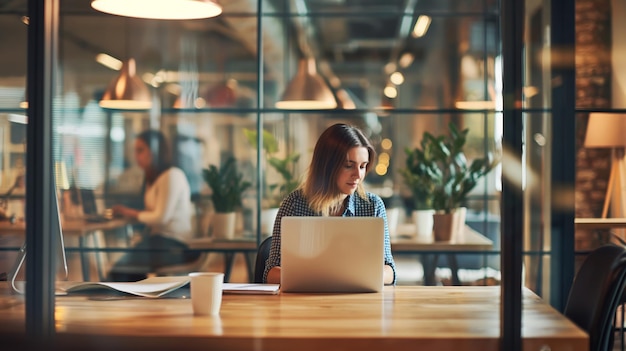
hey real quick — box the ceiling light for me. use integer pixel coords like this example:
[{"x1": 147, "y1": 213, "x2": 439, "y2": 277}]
[
  {"x1": 383, "y1": 85, "x2": 398, "y2": 99},
  {"x1": 454, "y1": 100, "x2": 495, "y2": 109},
  {"x1": 96, "y1": 53, "x2": 122, "y2": 70},
  {"x1": 390, "y1": 72, "x2": 405, "y2": 85},
  {"x1": 276, "y1": 58, "x2": 337, "y2": 110},
  {"x1": 91, "y1": 0, "x2": 222, "y2": 20},
  {"x1": 384, "y1": 62, "x2": 397, "y2": 75},
  {"x1": 412, "y1": 15, "x2": 432, "y2": 38},
  {"x1": 99, "y1": 58, "x2": 152, "y2": 110},
  {"x1": 398, "y1": 53, "x2": 414, "y2": 68}
]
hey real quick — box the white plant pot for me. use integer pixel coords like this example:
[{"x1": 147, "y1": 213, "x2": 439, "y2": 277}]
[
  {"x1": 412, "y1": 209, "x2": 435, "y2": 240},
  {"x1": 211, "y1": 212, "x2": 237, "y2": 240},
  {"x1": 260, "y1": 207, "x2": 280, "y2": 235},
  {"x1": 386, "y1": 207, "x2": 401, "y2": 239}
]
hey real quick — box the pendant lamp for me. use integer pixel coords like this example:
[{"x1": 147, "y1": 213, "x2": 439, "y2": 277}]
[
  {"x1": 99, "y1": 58, "x2": 152, "y2": 110},
  {"x1": 275, "y1": 58, "x2": 337, "y2": 110},
  {"x1": 91, "y1": 0, "x2": 222, "y2": 20}
]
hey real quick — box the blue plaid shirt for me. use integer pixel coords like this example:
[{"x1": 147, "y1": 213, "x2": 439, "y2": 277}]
[{"x1": 263, "y1": 189, "x2": 396, "y2": 284}]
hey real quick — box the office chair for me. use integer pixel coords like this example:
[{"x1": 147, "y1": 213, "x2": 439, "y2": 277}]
[
  {"x1": 563, "y1": 244, "x2": 626, "y2": 351},
  {"x1": 254, "y1": 236, "x2": 272, "y2": 283}
]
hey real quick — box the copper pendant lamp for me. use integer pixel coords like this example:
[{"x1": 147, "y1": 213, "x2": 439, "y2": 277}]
[
  {"x1": 99, "y1": 58, "x2": 152, "y2": 110},
  {"x1": 275, "y1": 58, "x2": 337, "y2": 110}
]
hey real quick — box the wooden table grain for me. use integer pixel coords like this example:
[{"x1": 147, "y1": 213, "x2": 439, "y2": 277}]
[{"x1": 0, "y1": 285, "x2": 588, "y2": 351}]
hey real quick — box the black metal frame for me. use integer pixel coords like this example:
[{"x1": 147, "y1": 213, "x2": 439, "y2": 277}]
[{"x1": 25, "y1": 0, "x2": 59, "y2": 342}]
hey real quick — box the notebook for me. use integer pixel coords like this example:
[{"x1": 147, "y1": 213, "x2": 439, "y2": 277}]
[{"x1": 280, "y1": 216, "x2": 385, "y2": 293}]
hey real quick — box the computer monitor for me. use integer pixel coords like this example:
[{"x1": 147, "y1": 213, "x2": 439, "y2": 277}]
[{"x1": 9, "y1": 177, "x2": 68, "y2": 294}]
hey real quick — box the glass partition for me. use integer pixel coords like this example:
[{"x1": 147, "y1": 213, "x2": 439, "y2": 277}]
[
  {"x1": 0, "y1": 0, "x2": 584, "y2": 345},
  {"x1": 0, "y1": 0, "x2": 28, "y2": 333}
]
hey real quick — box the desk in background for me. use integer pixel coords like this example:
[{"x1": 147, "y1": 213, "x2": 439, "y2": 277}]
[
  {"x1": 0, "y1": 218, "x2": 133, "y2": 281},
  {"x1": 0, "y1": 285, "x2": 588, "y2": 351},
  {"x1": 392, "y1": 224, "x2": 494, "y2": 285},
  {"x1": 185, "y1": 237, "x2": 258, "y2": 282}
]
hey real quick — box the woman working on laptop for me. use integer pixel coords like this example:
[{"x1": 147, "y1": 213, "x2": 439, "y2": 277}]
[
  {"x1": 107, "y1": 130, "x2": 200, "y2": 281},
  {"x1": 264, "y1": 123, "x2": 396, "y2": 285}
]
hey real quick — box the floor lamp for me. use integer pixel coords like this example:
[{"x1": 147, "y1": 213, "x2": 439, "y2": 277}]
[{"x1": 584, "y1": 112, "x2": 626, "y2": 218}]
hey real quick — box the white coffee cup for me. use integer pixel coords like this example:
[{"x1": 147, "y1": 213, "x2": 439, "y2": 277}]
[{"x1": 189, "y1": 272, "x2": 224, "y2": 316}]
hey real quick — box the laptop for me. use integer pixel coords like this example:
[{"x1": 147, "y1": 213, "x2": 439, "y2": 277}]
[
  {"x1": 280, "y1": 216, "x2": 385, "y2": 293},
  {"x1": 75, "y1": 188, "x2": 113, "y2": 222}
]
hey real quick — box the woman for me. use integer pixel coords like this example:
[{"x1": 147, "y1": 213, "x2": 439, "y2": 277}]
[
  {"x1": 108, "y1": 130, "x2": 200, "y2": 281},
  {"x1": 264, "y1": 123, "x2": 396, "y2": 285}
]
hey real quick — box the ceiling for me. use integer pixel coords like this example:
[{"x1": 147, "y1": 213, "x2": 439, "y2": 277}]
[{"x1": 0, "y1": 0, "x2": 499, "y2": 107}]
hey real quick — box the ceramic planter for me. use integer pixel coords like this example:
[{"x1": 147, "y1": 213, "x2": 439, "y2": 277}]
[
  {"x1": 432, "y1": 207, "x2": 466, "y2": 242},
  {"x1": 412, "y1": 209, "x2": 435, "y2": 240},
  {"x1": 211, "y1": 212, "x2": 237, "y2": 240},
  {"x1": 260, "y1": 207, "x2": 280, "y2": 235}
]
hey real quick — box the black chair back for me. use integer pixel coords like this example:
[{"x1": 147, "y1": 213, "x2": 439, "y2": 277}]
[
  {"x1": 254, "y1": 236, "x2": 273, "y2": 283},
  {"x1": 564, "y1": 244, "x2": 626, "y2": 351}
]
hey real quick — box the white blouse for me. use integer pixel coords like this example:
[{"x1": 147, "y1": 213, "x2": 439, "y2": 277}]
[{"x1": 137, "y1": 167, "x2": 193, "y2": 242}]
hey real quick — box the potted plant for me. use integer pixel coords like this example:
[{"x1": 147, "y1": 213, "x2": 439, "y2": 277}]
[
  {"x1": 401, "y1": 122, "x2": 499, "y2": 241},
  {"x1": 244, "y1": 128, "x2": 300, "y2": 234},
  {"x1": 202, "y1": 156, "x2": 251, "y2": 239}
]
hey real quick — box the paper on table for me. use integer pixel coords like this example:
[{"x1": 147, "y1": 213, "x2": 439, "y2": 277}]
[
  {"x1": 222, "y1": 283, "x2": 280, "y2": 295},
  {"x1": 56, "y1": 276, "x2": 190, "y2": 298}
]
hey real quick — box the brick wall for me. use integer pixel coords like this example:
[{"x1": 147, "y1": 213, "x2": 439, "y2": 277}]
[{"x1": 574, "y1": 0, "x2": 612, "y2": 250}]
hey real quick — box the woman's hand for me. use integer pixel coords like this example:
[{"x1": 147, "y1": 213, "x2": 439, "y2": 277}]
[
  {"x1": 111, "y1": 205, "x2": 139, "y2": 219},
  {"x1": 383, "y1": 265, "x2": 394, "y2": 285},
  {"x1": 266, "y1": 266, "x2": 282, "y2": 284}
]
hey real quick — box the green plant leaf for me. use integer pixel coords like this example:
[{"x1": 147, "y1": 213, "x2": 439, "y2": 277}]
[
  {"x1": 202, "y1": 157, "x2": 251, "y2": 213},
  {"x1": 399, "y1": 122, "x2": 500, "y2": 213},
  {"x1": 243, "y1": 128, "x2": 300, "y2": 208}
]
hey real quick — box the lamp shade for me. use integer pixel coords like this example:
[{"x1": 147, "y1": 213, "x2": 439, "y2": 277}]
[
  {"x1": 99, "y1": 58, "x2": 152, "y2": 110},
  {"x1": 584, "y1": 112, "x2": 626, "y2": 148},
  {"x1": 275, "y1": 58, "x2": 337, "y2": 110},
  {"x1": 91, "y1": 0, "x2": 222, "y2": 20}
]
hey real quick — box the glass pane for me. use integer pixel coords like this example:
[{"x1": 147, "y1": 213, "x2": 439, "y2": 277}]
[
  {"x1": 574, "y1": 0, "x2": 626, "y2": 302},
  {"x1": 52, "y1": 4, "x2": 262, "y2": 282},
  {"x1": 0, "y1": 0, "x2": 28, "y2": 330},
  {"x1": 521, "y1": 0, "x2": 556, "y2": 301}
]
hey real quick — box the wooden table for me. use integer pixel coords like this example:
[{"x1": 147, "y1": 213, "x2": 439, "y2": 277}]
[
  {"x1": 0, "y1": 218, "x2": 133, "y2": 281},
  {"x1": 0, "y1": 285, "x2": 588, "y2": 351},
  {"x1": 392, "y1": 224, "x2": 494, "y2": 285}
]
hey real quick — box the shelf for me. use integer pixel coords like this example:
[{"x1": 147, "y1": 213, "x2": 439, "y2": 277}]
[{"x1": 575, "y1": 218, "x2": 626, "y2": 230}]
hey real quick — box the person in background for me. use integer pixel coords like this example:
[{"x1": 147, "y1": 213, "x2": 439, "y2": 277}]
[
  {"x1": 108, "y1": 129, "x2": 200, "y2": 282},
  {"x1": 263, "y1": 123, "x2": 396, "y2": 285}
]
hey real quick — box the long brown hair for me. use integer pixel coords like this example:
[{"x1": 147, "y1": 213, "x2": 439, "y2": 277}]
[
  {"x1": 301, "y1": 123, "x2": 376, "y2": 215},
  {"x1": 136, "y1": 129, "x2": 173, "y2": 185}
]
